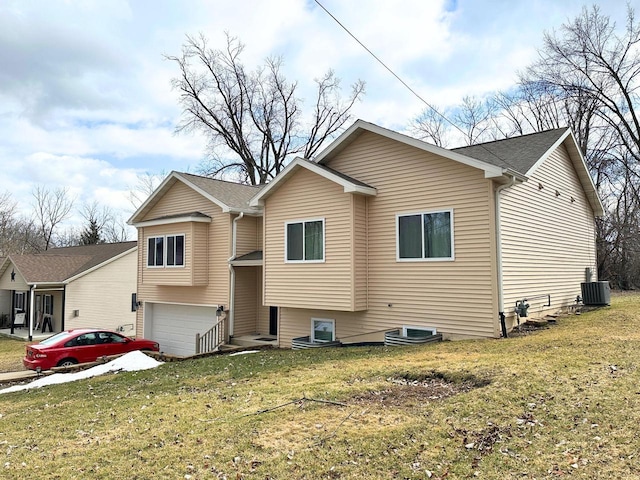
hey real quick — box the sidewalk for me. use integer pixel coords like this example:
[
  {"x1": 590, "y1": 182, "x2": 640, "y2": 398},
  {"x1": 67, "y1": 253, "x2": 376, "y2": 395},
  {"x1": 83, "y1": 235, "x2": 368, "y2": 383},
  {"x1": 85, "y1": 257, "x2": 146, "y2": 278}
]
[{"x1": 0, "y1": 370, "x2": 40, "y2": 383}]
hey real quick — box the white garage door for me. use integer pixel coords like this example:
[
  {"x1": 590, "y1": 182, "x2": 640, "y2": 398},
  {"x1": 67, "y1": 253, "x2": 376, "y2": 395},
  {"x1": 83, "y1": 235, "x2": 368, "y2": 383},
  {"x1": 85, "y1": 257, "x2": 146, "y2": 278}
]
[{"x1": 146, "y1": 303, "x2": 217, "y2": 356}]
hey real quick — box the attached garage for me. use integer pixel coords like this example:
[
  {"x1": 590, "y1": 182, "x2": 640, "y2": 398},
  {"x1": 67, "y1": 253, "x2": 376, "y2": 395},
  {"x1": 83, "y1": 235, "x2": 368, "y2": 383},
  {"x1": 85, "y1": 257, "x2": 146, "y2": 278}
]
[{"x1": 144, "y1": 303, "x2": 217, "y2": 356}]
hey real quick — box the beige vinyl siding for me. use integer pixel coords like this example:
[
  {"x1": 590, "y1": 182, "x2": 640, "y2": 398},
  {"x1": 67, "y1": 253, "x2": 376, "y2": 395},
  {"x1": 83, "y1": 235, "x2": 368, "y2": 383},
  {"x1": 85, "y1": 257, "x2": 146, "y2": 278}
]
[
  {"x1": 235, "y1": 215, "x2": 260, "y2": 256},
  {"x1": 353, "y1": 194, "x2": 368, "y2": 310},
  {"x1": 500, "y1": 143, "x2": 596, "y2": 324},
  {"x1": 274, "y1": 131, "x2": 499, "y2": 344},
  {"x1": 255, "y1": 266, "x2": 270, "y2": 334},
  {"x1": 233, "y1": 266, "x2": 258, "y2": 336},
  {"x1": 135, "y1": 181, "x2": 230, "y2": 338},
  {"x1": 257, "y1": 217, "x2": 263, "y2": 250},
  {"x1": 65, "y1": 250, "x2": 137, "y2": 333},
  {"x1": 192, "y1": 222, "x2": 209, "y2": 285},
  {"x1": 263, "y1": 167, "x2": 359, "y2": 311}
]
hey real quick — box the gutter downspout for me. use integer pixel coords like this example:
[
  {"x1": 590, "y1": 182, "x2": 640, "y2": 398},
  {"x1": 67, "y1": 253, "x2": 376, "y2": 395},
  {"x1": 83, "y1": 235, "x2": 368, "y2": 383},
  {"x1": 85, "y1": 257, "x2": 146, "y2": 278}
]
[
  {"x1": 28, "y1": 284, "x2": 36, "y2": 342},
  {"x1": 496, "y1": 176, "x2": 517, "y2": 338},
  {"x1": 228, "y1": 212, "x2": 244, "y2": 338}
]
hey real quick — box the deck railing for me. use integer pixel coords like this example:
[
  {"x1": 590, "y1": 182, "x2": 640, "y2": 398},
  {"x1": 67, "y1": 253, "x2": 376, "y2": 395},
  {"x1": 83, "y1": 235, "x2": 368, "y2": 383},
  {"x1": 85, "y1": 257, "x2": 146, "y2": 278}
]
[{"x1": 195, "y1": 317, "x2": 226, "y2": 354}]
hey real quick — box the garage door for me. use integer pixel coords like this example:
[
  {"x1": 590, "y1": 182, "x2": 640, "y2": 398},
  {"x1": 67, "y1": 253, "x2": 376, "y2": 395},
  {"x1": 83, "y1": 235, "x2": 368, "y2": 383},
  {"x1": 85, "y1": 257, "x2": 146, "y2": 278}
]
[{"x1": 146, "y1": 303, "x2": 217, "y2": 356}]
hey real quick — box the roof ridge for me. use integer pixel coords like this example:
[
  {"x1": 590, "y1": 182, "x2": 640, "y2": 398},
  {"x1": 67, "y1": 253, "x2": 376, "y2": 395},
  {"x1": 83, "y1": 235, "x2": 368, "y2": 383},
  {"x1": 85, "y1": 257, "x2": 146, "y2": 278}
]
[
  {"x1": 452, "y1": 127, "x2": 569, "y2": 150},
  {"x1": 177, "y1": 171, "x2": 263, "y2": 189}
]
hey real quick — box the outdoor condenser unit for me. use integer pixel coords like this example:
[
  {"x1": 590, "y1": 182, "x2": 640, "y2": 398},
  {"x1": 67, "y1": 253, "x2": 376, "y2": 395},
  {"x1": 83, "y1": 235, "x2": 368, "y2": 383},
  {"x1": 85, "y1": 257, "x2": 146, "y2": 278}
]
[{"x1": 580, "y1": 281, "x2": 611, "y2": 306}]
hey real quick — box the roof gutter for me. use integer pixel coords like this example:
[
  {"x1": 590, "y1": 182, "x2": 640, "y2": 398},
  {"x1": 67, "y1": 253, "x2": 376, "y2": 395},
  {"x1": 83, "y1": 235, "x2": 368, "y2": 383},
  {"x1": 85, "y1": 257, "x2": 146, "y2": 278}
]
[{"x1": 496, "y1": 174, "x2": 518, "y2": 338}]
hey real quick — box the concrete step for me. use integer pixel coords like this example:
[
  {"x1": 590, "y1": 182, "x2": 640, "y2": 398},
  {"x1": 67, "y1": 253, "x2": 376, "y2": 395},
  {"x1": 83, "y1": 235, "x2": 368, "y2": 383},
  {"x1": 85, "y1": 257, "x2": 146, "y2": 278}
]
[{"x1": 229, "y1": 336, "x2": 277, "y2": 348}]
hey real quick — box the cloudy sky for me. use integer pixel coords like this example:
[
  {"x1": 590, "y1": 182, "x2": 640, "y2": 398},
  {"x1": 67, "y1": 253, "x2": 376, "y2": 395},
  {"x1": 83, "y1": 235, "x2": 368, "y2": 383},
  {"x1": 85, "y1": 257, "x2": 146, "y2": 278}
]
[{"x1": 0, "y1": 0, "x2": 628, "y2": 235}]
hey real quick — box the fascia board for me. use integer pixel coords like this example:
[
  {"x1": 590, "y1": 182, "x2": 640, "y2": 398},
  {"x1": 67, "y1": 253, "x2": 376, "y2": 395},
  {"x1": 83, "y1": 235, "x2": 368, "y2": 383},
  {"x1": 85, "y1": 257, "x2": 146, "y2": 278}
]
[
  {"x1": 127, "y1": 172, "x2": 179, "y2": 225},
  {"x1": 250, "y1": 157, "x2": 376, "y2": 206},
  {"x1": 132, "y1": 215, "x2": 212, "y2": 228}
]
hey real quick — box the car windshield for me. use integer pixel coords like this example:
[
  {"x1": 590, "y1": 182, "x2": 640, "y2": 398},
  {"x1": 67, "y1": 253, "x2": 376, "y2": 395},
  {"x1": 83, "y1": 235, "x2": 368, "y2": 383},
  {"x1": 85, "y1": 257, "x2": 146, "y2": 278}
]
[{"x1": 38, "y1": 332, "x2": 75, "y2": 346}]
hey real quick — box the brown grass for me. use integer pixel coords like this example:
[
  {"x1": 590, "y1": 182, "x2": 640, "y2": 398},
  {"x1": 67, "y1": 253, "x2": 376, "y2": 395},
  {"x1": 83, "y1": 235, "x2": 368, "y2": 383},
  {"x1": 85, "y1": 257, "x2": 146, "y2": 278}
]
[
  {"x1": 0, "y1": 336, "x2": 26, "y2": 373},
  {"x1": 0, "y1": 293, "x2": 639, "y2": 478}
]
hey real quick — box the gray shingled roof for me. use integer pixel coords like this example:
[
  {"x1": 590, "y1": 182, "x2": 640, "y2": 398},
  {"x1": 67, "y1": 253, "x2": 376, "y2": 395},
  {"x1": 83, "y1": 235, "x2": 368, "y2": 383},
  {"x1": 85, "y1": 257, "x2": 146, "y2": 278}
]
[
  {"x1": 452, "y1": 128, "x2": 569, "y2": 174},
  {"x1": 7, "y1": 241, "x2": 137, "y2": 284},
  {"x1": 176, "y1": 172, "x2": 264, "y2": 212},
  {"x1": 233, "y1": 250, "x2": 263, "y2": 262}
]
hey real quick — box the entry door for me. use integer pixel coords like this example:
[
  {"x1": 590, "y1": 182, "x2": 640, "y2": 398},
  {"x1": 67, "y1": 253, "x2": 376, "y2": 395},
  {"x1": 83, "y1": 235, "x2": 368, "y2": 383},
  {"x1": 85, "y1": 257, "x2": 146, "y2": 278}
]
[{"x1": 269, "y1": 306, "x2": 278, "y2": 336}]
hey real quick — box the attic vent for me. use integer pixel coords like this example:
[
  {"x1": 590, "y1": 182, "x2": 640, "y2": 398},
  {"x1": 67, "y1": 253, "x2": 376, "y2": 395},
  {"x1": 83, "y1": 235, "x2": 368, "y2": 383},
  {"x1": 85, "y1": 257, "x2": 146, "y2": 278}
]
[{"x1": 581, "y1": 281, "x2": 611, "y2": 306}]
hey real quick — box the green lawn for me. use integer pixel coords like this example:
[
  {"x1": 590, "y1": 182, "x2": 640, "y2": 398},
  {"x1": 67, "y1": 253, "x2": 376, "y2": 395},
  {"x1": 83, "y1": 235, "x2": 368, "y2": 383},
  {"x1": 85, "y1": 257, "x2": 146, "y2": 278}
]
[{"x1": 0, "y1": 294, "x2": 639, "y2": 479}]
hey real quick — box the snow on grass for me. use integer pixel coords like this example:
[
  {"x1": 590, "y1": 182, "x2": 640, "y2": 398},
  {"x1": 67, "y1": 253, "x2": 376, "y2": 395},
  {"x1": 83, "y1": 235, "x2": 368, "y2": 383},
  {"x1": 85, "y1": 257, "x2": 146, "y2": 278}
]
[{"x1": 0, "y1": 351, "x2": 163, "y2": 394}]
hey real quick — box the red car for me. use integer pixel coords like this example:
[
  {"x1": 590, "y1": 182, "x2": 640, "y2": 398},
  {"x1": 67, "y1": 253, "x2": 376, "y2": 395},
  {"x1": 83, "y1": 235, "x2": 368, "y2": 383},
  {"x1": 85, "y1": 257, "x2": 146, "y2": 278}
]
[{"x1": 23, "y1": 329, "x2": 160, "y2": 371}]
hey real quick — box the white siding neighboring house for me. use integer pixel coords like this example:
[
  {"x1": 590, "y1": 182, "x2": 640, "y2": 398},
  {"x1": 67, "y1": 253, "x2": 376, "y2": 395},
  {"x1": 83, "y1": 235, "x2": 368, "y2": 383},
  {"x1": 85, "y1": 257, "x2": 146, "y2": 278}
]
[{"x1": 0, "y1": 242, "x2": 137, "y2": 339}]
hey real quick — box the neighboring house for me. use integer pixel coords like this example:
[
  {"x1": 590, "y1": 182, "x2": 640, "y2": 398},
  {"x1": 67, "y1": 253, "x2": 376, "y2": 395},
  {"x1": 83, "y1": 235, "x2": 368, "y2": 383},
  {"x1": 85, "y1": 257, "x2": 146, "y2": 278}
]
[
  {"x1": 127, "y1": 172, "x2": 267, "y2": 356},
  {"x1": 250, "y1": 120, "x2": 603, "y2": 347},
  {"x1": 130, "y1": 120, "x2": 603, "y2": 355},
  {"x1": 0, "y1": 258, "x2": 9, "y2": 328},
  {"x1": 0, "y1": 242, "x2": 138, "y2": 337}
]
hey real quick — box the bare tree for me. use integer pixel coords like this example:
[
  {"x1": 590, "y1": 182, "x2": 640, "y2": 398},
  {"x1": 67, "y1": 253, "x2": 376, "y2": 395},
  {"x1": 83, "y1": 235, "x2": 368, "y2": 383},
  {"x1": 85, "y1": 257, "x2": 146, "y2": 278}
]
[
  {"x1": 453, "y1": 96, "x2": 497, "y2": 145},
  {"x1": 167, "y1": 33, "x2": 365, "y2": 185},
  {"x1": 128, "y1": 171, "x2": 166, "y2": 210},
  {"x1": 31, "y1": 186, "x2": 75, "y2": 250},
  {"x1": 520, "y1": 5, "x2": 640, "y2": 287},
  {"x1": 411, "y1": 105, "x2": 450, "y2": 147}
]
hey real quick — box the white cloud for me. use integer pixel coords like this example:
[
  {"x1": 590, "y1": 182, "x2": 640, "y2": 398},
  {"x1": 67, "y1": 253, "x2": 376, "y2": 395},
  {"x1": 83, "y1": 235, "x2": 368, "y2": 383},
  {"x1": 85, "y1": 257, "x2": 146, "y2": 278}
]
[{"x1": 0, "y1": 0, "x2": 629, "y2": 239}]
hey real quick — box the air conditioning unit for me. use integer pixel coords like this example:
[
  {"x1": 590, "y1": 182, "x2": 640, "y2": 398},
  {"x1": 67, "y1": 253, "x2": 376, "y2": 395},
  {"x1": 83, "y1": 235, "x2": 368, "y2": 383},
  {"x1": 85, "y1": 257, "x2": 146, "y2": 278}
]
[{"x1": 581, "y1": 281, "x2": 611, "y2": 306}]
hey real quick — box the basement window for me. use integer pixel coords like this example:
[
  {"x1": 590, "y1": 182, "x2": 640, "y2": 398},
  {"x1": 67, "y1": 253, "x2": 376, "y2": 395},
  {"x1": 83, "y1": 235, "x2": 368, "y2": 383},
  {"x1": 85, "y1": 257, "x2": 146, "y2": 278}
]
[
  {"x1": 402, "y1": 326, "x2": 437, "y2": 338},
  {"x1": 311, "y1": 318, "x2": 335, "y2": 343}
]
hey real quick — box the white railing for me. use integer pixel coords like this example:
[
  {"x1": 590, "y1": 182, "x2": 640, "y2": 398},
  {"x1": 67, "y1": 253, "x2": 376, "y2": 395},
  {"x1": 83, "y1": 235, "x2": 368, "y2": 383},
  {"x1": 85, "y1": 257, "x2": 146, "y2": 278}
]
[{"x1": 195, "y1": 318, "x2": 226, "y2": 354}]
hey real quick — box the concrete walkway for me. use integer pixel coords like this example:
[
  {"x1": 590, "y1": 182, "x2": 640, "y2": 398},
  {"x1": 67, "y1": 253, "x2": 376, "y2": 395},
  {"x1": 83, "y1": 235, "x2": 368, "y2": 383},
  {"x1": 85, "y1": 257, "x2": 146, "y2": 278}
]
[{"x1": 0, "y1": 370, "x2": 40, "y2": 383}]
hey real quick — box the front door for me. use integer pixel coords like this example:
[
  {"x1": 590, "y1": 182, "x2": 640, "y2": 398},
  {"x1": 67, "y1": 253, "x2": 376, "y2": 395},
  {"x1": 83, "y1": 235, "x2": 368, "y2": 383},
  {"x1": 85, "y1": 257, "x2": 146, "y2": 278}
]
[{"x1": 269, "y1": 306, "x2": 278, "y2": 336}]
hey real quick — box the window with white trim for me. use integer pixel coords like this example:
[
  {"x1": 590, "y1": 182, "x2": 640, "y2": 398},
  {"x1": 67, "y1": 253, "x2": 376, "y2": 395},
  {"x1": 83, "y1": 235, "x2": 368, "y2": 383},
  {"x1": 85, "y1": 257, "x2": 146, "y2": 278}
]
[
  {"x1": 43, "y1": 294, "x2": 54, "y2": 315},
  {"x1": 166, "y1": 234, "x2": 185, "y2": 266},
  {"x1": 147, "y1": 234, "x2": 185, "y2": 267},
  {"x1": 402, "y1": 326, "x2": 437, "y2": 338},
  {"x1": 311, "y1": 318, "x2": 335, "y2": 343},
  {"x1": 14, "y1": 292, "x2": 25, "y2": 311},
  {"x1": 286, "y1": 219, "x2": 324, "y2": 262},
  {"x1": 397, "y1": 210, "x2": 454, "y2": 261}
]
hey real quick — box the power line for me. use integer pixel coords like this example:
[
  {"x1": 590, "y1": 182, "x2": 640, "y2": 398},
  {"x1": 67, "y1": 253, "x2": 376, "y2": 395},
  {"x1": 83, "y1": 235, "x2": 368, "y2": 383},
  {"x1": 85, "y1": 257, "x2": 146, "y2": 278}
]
[{"x1": 313, "y1": 0, "x2": 517, "y2": 169}]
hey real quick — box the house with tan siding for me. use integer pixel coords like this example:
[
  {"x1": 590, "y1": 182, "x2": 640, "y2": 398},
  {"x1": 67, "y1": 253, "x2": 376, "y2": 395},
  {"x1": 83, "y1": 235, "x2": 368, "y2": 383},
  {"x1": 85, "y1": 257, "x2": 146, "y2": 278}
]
[
  {"x1": 127, "y1": 172, "x2": 269, "y2": 356},
  {"x1": 250, "y1": 120, "x2": 603, "y2": 347},
  {"x1": 129, "y1": 120, "x2": 603, "y2": 354},
  {"x1": 0, "y1": 242, "x2": 137, "y2": 339}
]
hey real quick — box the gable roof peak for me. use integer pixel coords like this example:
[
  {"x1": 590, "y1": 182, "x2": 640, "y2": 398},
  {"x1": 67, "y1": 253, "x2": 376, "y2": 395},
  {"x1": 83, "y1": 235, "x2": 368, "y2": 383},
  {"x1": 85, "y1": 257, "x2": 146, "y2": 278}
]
[{"x1": 128, "y1": 170, "x2": 264, "y2": 225}]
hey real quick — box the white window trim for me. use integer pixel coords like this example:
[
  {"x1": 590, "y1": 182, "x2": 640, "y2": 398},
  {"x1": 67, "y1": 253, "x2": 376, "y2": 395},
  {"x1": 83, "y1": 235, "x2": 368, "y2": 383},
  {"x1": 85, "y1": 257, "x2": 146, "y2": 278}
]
[
  {"x1": 311, "y1": 317, "x2": 335, "y2": 343},
  {"x1": 402, "y1": 325, "x2": 437, "y2": 337},
  {"x1": 396, "y1": 208, "x2": 455, "y2": 262},
  {"x1": 14, "y1": 292, "x2": 26, "y2": 311},
  {"x1": 147, "y1": 234, "x2": 186, "y2": 269},
  {"x1": 284, "y1": 218, "x2": 326, "y2": 263},
  {"x1": 165, "y1": 234, "x2": 186, "y2": 268}
]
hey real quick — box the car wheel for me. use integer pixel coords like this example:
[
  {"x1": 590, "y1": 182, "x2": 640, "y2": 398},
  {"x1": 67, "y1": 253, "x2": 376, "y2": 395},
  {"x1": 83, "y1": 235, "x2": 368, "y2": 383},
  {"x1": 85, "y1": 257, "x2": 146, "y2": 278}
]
[{"x1": 57, "y1": 358, "x2": 78, "y2": 367}]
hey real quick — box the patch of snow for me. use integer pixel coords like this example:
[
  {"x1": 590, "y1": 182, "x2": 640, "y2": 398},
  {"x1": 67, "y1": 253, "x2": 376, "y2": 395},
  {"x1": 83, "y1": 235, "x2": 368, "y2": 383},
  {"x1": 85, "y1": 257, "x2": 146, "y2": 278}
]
[
  {"x1": 228, "y1": 350, "x2": 259, "y2": 356},
  {"x1": 0, "y1": 351, "x2": 163, "y2": 394}
]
